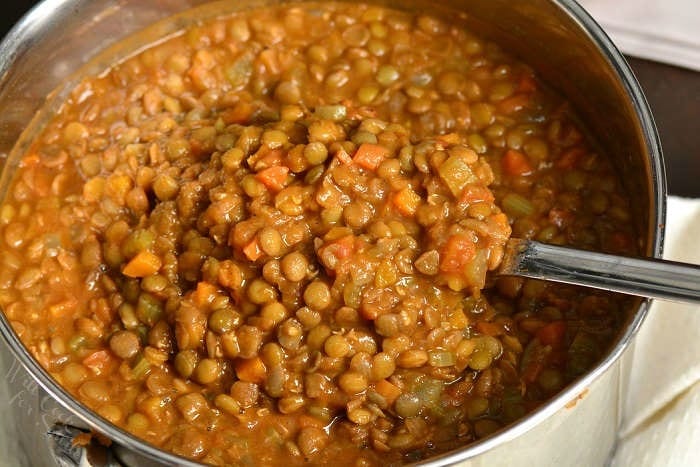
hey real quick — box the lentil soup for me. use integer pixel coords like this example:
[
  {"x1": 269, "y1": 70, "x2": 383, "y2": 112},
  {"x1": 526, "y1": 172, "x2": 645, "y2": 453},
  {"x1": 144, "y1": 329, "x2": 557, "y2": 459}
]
[{"x1": 0, "y1": 2, "x2": 638, "y2": 465}]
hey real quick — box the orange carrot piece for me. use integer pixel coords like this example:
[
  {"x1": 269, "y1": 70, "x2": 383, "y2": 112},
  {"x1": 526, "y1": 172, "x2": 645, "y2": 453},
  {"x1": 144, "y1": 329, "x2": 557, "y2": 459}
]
[
  {"x1": 374, "y1": 379, "x2": 402, "y2": 405},
  {"x1": 393, "y1": 187, "x2": 421, "y2": 217},
  {"x1": 242, "y1": 238, "x2": 263, "y2": 261},
  {"x1": 234, "y1": 357, "x2": 267, "y2": 384},
  {"x1": 122, "y1": 251, "x2": 162, "y2": 278},
  {"x1": 440, "y1": 234, "x2": 476, "y2": 273},
  {"x1": 254, "y1": 149, "x2": 285, "y2": 170},
  {"x1": 498, "y1": 93, "x2": 531, "y2": 115},
  {"x1": 353, "y1": 143, "x2": 390, "y2": 170},
  {"x1": 501, "y1": 149, "x2": 533, "y2": 177},
  {"x1": 193, "y1": 281, "x2": 219, "y2": 307},
  {"x1": 536, "y1": 321, "x2": 567, "y2": 349},
  {"x1": 255, "y1": 165, "x2": 289, "y2": 191}
]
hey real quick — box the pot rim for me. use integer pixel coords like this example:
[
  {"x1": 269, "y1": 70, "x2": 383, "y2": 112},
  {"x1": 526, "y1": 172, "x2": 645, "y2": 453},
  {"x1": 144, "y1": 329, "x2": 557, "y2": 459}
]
[{"x1": 0, "y1": 0, "x2": 667, "y2": 466}]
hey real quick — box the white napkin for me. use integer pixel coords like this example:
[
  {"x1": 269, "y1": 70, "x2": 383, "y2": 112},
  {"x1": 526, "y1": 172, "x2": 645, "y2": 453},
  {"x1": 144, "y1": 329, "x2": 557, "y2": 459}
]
[
  {"x1": 578, "y1": 0, "x2": 700, "y2": 71},
  {"x1": 611, "y1": 197, "x2": 700, "y2": 467}
]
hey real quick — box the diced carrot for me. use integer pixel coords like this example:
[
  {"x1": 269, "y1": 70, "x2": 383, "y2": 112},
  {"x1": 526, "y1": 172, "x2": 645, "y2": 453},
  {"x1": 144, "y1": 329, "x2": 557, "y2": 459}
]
[
  {"x1": 440, "y1": 234, "x2": 476, "y2": 273},
  {"x1": 83, "y1": 350, "x2": 113, "y2": 376},
  {"x1": 234, "y1": 356, "x2": 267, "y2": 384},
  {"x1": 393, "y1": 187, "x2": 422, "y2": 217},
  {"x1": 122, "y1": 251, "x2": 162, "y2": 278},
  {"x1": 476, "y1": 321, "x2": 504, "y2": 337},
  {"x1": 536, "y1": 321, "x2": 567, "y2": 349},
  {"x1": 459, "y1": 184, "x2": 495, "y2": 205},
  {"x1": 252, "y1": 148, "x2": 285, "y2": 171},
  {"x1": 374, "y1": 379, "x2": 402, "y2": 405},
  {"x1": 193, "y1": 281, "x2": 219, "y2": 307},
  {"x1": 242, "y1": 237, "x2": 264, "y2": 262},
  {"x1": 501, "y1": 149, "x2": 533, "y2": 177},
  {"x1": 498, "y1": 93, "x2": 531, "y2": 115},
  {"x1": 554, "y1": 147, "x2": 585, "y2": 169},
  {"x1": 255, "y1": 165, "x2": 290, "y2": 192},
  {"x1": 352, "y1": 143, "x2": 390, "y2": 170}
]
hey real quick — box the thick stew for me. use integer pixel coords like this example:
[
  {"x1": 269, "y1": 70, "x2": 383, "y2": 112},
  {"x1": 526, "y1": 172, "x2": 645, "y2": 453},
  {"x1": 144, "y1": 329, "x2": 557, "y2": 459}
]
[{"x1": 0, "y1": 2, "x2": 638, "y2": 465}]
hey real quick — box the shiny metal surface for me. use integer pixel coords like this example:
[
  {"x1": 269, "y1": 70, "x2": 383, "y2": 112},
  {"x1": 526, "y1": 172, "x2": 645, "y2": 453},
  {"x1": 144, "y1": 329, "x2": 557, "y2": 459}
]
[
  {"x1": 500, "y1": 239, "x2": 700, "y2": 304},
  {"x1": 0, "y1": 1, "x2": 666, "y2": 466},
  {"x1": 48, "y1": 424, "x2": 123, "y2": 467}
]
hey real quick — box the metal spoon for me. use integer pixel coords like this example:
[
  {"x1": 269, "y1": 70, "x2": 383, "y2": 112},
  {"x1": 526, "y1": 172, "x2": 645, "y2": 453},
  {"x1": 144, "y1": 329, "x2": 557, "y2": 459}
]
[{"x1": 497, "y1": 238, "x2": 700, "y2": 304}]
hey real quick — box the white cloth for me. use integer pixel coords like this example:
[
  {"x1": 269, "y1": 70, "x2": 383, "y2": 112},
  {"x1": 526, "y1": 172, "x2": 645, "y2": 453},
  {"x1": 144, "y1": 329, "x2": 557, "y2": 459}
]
[
  {"x1": 611, "y1": 197, "x2": 700, "y2": 467},
  {"x1": 578, "y1": 0, "x2": 700, "y2": 71}
]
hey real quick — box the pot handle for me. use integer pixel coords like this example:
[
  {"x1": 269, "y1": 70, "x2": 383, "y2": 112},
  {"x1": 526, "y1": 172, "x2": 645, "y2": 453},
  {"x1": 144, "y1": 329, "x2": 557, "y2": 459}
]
[{"x1": 48, "y1": 423, "x2": 123, "y2": 467}]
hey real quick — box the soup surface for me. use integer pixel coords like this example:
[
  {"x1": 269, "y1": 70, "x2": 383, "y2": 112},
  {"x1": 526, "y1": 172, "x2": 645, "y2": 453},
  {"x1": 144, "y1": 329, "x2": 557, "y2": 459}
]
[{"x1": 0, "y1": 2, "x2": 638, "y2": 465}]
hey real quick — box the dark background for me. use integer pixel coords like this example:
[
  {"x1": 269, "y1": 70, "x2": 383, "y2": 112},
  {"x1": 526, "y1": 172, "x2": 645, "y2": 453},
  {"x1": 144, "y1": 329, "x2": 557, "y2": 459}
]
[{"x1": 2, "y1": 1, "x2": 698, "y2": 197}]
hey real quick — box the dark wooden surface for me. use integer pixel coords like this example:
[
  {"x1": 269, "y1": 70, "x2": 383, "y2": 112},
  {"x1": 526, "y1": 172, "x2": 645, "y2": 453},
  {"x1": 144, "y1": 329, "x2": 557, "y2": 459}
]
[{"x1": 2, "y1": 1, "x2": 698, "y2": 197}]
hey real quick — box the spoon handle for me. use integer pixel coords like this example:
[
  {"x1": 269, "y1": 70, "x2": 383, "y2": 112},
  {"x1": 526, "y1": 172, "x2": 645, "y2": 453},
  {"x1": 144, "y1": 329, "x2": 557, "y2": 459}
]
[{"x1": 498, "y1": 238, "x2": 700, "y2": 304}]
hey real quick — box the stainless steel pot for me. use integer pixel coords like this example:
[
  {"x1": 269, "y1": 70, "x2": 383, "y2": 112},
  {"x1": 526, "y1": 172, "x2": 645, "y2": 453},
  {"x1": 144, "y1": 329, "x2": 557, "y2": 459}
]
[{"x1": 0, "y1": 1, "x2": 666, "y2": 466}]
